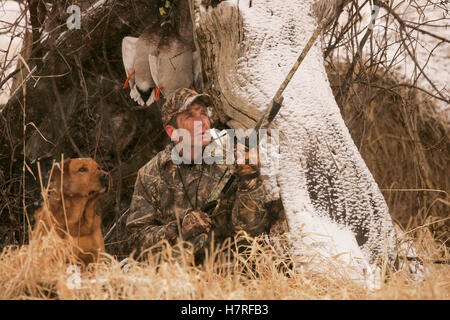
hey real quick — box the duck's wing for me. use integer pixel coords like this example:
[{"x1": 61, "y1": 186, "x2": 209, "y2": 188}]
[
  {"x1": 134, "y1": 35, "x2": 157, "y2": 102},
  {"x1": 148, "y1": 54, "x2": 160, "y2": 88},
  {"x1": 122, "y1": 36, "x2": 138, "y2": 79},
  {"x1": 122, "y1": 36, "x2": 146, "y2": 105}
]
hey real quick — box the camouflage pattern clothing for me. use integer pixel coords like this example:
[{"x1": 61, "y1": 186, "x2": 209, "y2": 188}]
[{"x1": 126, "y1": 142, "x2": 279, "y2": 256}]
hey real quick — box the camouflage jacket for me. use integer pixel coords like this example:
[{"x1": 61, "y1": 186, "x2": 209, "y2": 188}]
[{"x1": 126, "y1": 142, "x2": 278, "y2": 254}]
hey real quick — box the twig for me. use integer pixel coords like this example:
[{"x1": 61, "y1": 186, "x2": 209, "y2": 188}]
[
  {"x1": 380, "y1": 188, "x2": 448, "y2": 196},
  {"x1": 93, "y1": 118, "x2": 103, "y2": 161},
  {"x1": 360, "y1": 80, "x2": 450, "y2": 104},
  {"x1": 50, "y1": 75, "x2": 83, "y2": 158},
  {"x1": 8, "y1": 66, "x2": 37, "y2": 100},
  {"x1": 399, "y1": 25, "x2": 449, "y2": 103},
  {"x1": 335, "y1": 16, "x2": 374, "y2": 106},
  {"x1": 324, "y1": 1, "x2": 367, "y2": 59},
  {"x1": 49, "y1": 34, "x2": 82, "y2": 158},
  {"x1": 376, "y1": 1, "x2": 450, "y2": 44},
  {"x1": 104, "y1": 208, "x2": 129, "y2": 241},
  {"x1": 21, "y1": 65, "x2": 31, "y2": 244},
  {"x1": 0, "y1": 69, "x2": 20, "y2": 90},
  {"x1": 59, "y1": 154, "x2": 70, "y2": 236}
]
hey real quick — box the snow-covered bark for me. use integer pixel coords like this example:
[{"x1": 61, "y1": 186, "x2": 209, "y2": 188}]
[{"x1": 194, "y1": 0, "x2": 398, "y2": 287}]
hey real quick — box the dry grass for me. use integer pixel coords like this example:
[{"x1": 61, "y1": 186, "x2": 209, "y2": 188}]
[{"x1": 0, "y1": 227, "x2": 448, "y2": 300}]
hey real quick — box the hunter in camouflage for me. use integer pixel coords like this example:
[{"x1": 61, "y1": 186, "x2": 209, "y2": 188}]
[{"x1": 126, "y1": 88, "x2": 285, "y2": 258}]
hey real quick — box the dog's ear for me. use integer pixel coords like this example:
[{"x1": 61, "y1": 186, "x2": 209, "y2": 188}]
[{"x1": 48, "y1": 159, "x2": 72, "y2": 193}]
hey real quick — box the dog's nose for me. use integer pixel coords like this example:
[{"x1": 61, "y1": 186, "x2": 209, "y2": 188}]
[{"x1": 100, "y1": 171, "x2": 109, "y2": 189}]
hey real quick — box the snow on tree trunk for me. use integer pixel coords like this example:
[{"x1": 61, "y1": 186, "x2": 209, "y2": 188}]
[{"x1": 193, "y1": 0, "x2": 397, "y2": 286}]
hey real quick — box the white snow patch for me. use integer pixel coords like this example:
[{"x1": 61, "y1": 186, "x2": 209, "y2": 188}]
[
  {"x1": 0, "y1": 1, "x2": 27, "y2": 108},
  {"x1": 287, "y1": 210, "x2": 381, "y2": 290}
]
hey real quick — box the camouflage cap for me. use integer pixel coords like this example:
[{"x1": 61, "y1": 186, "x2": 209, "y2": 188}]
[{"x1": 161, "y1": 88, "x2": 215, "y2": 126}]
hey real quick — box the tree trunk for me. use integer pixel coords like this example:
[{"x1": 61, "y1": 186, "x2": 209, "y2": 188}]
[{"x1": 193, "y1": 0, "x2": 397, "y2": 283}]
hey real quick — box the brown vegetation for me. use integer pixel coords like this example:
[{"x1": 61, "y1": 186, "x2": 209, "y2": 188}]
[{"x1": 0, "y1": 229, "x2": 448, "y2": 299}]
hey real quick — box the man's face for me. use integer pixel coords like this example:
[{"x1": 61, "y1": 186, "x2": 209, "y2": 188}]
[{"x1": 166, "y1": 103, "x2": 212, "y2": 151}]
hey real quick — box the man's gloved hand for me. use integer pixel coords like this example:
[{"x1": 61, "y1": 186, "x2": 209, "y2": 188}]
[
  {"x1": 181, "y1": 210, "x2": 213, "y2": 241},
  {"x1": 235, "y1": 143, "x2": 261, "y2": 191},
  {"x1": 164, "y1": 220, "x2": 179, "y2": 245}
]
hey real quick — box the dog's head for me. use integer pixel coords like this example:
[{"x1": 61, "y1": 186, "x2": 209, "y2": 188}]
[{"x1": 49, "y1": 158, "x2": 110, "y2": 198}]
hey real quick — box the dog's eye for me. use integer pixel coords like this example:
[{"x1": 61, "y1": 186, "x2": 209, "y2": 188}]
[{"x1": 78, "y1": 167, "x2": 88, "y2": 172}]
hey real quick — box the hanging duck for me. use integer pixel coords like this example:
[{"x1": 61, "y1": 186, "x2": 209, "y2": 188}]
[
  {"x1": 122, "y1": 1, "x2": 202, "y2": 106},
  {"x1": 149, "y1": 20, "x2": 201, "y2": 101},
  {"x1": 122, "y1": 23, "x2": 161, "y2": 106}
]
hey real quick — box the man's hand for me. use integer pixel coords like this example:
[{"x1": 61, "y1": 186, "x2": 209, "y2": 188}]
[
  {"x1": 164, "y1": 220, "x2": 179, "y2": 245},
  {"x1": 182, "y1": 210, "x2": 213, "y2": 241}
]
